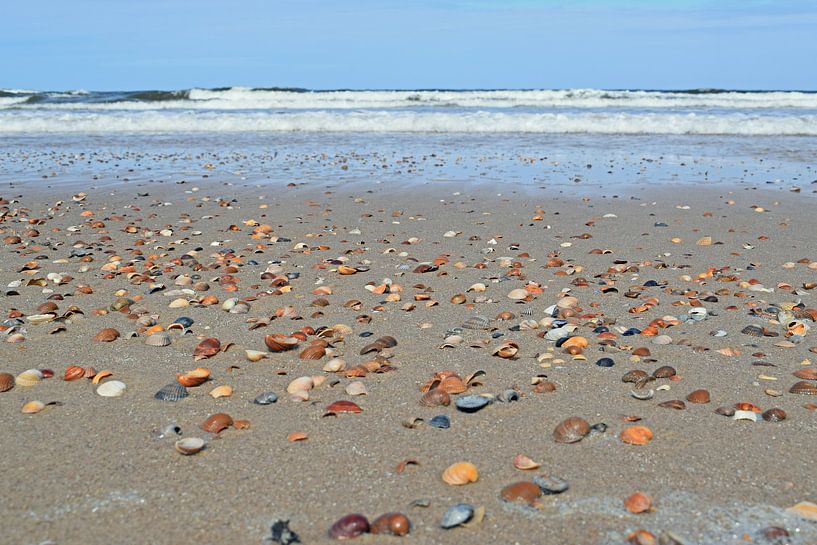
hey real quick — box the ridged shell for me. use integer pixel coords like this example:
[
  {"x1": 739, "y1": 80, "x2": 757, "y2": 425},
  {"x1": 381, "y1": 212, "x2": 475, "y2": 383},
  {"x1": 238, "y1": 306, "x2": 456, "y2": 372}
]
[
  {"x1": 325, "y1": 400, "x2": 362, "y2": 414},
  {"x1": 652, "y1": 366, "x2": 677, "y2": 378},
  {"x1": 323, "y1": 358, "x2": 346, "y2": 372},
  {"x1": 193, "y1": 338, "x2": 220, "y2": 359},
  {"x1": 21, "y1": 400, "x2": 46, "y2": 414},
  {"x1": 287, "y1": 376, "x2": 314, "y2": 394},
  {"x1": 658, "y1": 399, "x2": 686, "y2": 410},
  {"x1": 299, "y1": 345, "x2": 326, "y2": 360},
  {"x1": 552, "y1": 417, "x2": 591, "y2": 444},
  {"x1": 793, "y1": 368, "x2": 817, "y2": 380},
  {"x1": 763, "y1": 408, "x2": 787, "y2": 422},
  {"x1": 622, "y1": 370, "x2": 649, "y2": 383},
  {"x1": 420, "y1": 388, "x2": 451, "y2": 407},
  {"x1": 741, "y1": 325, "x2": 765, "y2": 337},
  {"x1": 145, "y1": 332, "x2": 172, "y2": 346},
  {"x1": 264, "y1": 334, "x2": 299, "y2": 352},
  {"x1": 154, "y1": 383, "x2": 189, "y2": 401},
  {"x1": 462, "y1": 315, "x2": 490, "y2": 330},
  {"x1": 0, "y1": 372, "x2": 14, "y2": 392},
  {"x1": 624, "y1": 492, "x2": 653, "y2": 514},
  {"x1": 175, "y1": 437, "x2": 205, "y2": 455},
  {"x1": 15, "y1": 369, "x2": 43, "y2": 387},
  {"x1": 442, "y1": 462, "x2": 479, "y2": 485},
  {"x1": 620, "y1": 425, "x2": 653, "y2": 445},
  {"x1": 96, "y1": 380, "x2": 127, "y2": 397},
  {"x1": 790, "y1": 381, "x2": 817, "y2": 395},
  {"x1": 201, "y1": 413, "x2": 233, "y2": 433},
  {"x1": 345, "y1": 381, "x2": 367, "y2": 396},
  {"x1": 94, "y1": 328, "x2": 120, "y2": 342},
  {"x1": 64, "y1": 365, "x2": 84, "y2": 381}
]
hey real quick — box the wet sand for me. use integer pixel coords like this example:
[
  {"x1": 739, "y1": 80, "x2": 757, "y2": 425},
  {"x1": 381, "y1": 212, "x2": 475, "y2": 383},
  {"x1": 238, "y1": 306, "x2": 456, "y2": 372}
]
[{"x1": 2, "y1": 170, "x2": 817, "y2": 545}]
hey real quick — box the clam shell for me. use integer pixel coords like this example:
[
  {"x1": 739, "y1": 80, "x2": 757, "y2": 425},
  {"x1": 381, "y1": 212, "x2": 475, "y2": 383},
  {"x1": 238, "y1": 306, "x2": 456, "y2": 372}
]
[
  {"x1": 64, "y1": 365, "x2": 84, "y2": 381},
  {"x1": 193, "y1": 338, "x2": 220, "y2": 359},
  {"x1": 264, "y1": 334, "x2": 299, "y2": 352},
  {"x1": 552, "y1": 417, "x2": 591, "y2": 444},
  {"x1": 325, "y1": 400, "x2": 362, "y2": 414},
  {"x1": 658, "y1": 399, "x2": 686, "y2": 410},
  {"x1": 94, "y1": 328, "x2": 120, "y2": 342},
  {"x1": 790, "y1": 381, "x2": 817, "y2": 395},
  {"x1": 345, "y1": 381, "x2": 367, "y2": 396},
  {"x1": 429, "y1": 415, "x2": 450, "y2": 428},
  {"x1": 793, "y1": 368, "x2": 817, "y2": 380},
  {"x1": 145, "y1": 332, "x2": 172, "y2": 346},
  {"x1": 175, "y1": 437, "x2": 205, "y2": 455},
  {"x1": 15, "y1": 369, "x2": 43, "y2": 387},
  {"x1": 455, "y1": 394, "x2": 490, "y2": 413},
  {"x1": 299, "y1": 344, "x2": 326, "y2": 360},
  {"x1": 96, "y1": 380, "x2": 127, "y2": 397},
  {"x1": 513, "y1": 454, "x2": 541, "y2": 470},
  {"x1": 652, "y1": 366, "x2": 677, "y2": 378},
  {"x1": 501, "y1": 481, "x2": 541, "y2": 505},
  {"x1": 534, "y1": 475, "x2": 570, "y2": 494},
  {"x1": 420, "y1": 388, "x2": 450, "y2": 407},
  {"x1": 201, "y1": 413, "x2": 233, "y2": 433},
  {"x1": 441, "y1": 503, "x2": 474, "y2": 529},
  {"x1": 622, "y1": 370, "x2": 648, "y2": 383},
  {"x1": 287, "y1": 376, "x2": 314, "y2": 394},
  {"x1": 763, "y1": 408, "x2": 787, "y2": 422},
  {"x1": 507, "y1": 288, "x2": 529, "y2": 300},
  {"x1": 154, "y1": 383, "x2": 189, "y2": 402},
  {"x1": 620, "y1": 425, "x2": 653, "y2": 445},
  {"x1": 328, "y1": 514, "x2": 369, "y2": 540},
  {"x1": 27, "y1": 313, "x2": 57, "y2": 324},
  {"x1": 323, "y1": 358, "x2": 346, "y2": 372},
  {"x1": 442, "y1": 462, "x2": 479, "y2": 485},
  {"x1": 686, "y1": 389, "x2": 711, "y2": 404},
  {"x1": 0, "y1": 372, "x2": 14, "y2": 392},
  {"x1": 245, "y1": 350, "x2": 267, "y2": 362},
  {"x1": 462, "y1": 315, "x2": 490, "y2": 330},
  {"x1": 624, "y1": 492, "x2": 653, "y2": 514},
  {"x1": 21, "y1": 400, "x2": 46, "y2": 414},
  {"x1": 370, "y1": 513, "x2": 410, "y2": 536},
  {"x1": 209, "y1": 385, "x2": 233, "y2": 398},
  {"x1": 253, "y1": 391, "x2": 278, "y2": 405},
  {"x1": 177, "y1": 367, "x2": 211, "y2": 387}
]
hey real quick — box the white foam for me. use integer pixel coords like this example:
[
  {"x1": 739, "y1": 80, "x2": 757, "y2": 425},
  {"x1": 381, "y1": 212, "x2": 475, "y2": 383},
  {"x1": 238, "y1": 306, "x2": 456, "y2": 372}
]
[{"x1": 1, "y1": 110, "x2": 815, "y2": 135}]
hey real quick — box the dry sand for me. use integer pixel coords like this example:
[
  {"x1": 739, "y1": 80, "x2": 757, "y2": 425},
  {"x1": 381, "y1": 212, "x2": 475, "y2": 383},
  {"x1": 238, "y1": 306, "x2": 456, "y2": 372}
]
[{"x1": 2, "y1": 173, "x2": 817, "y2": 545}]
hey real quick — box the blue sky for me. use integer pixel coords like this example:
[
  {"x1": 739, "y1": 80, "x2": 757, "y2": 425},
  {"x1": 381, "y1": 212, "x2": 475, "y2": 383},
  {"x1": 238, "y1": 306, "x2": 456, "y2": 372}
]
[{"x1": 1, "y1": 0, "x2": 815, "y2": 90}]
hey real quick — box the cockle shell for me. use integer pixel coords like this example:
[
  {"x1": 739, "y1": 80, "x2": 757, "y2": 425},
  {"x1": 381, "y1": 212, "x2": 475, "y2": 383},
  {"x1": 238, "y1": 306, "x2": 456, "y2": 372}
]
[
  {"x1": 209, "y1": 385, "x2": 233, "y2": 398},
  {"x1": 15, "y1": 369, "x2": 43, "y2": 387},
  {"x1": 193, "y1": 338, "x2": 220, "y2": 360},
  {"x1": 345, "y1": 381, "x2": 367, "y2": 396},
  {"x1": 63, "y1": 366, "x2": 84, "y2": 381},
  {"x1": 325, "y1": 400, "x2": 362, "y2": 414},
  {"x1": 21, "y1": 400, "x2": 46, "y2": 414},
  {"x1": 145, "y1": 332, "x2": 172, "y2": 346},
  {"x1": 441, "y1": 462, "x2": 479, "y2": 485},
  {"x1": 96, "y1": 380, "x2": 127, "y2": 397},
  {"x1": 420, "y1": 388, "x2": 450, "y2": 407},
  {"x1": 0, "y1": 372, "x2": 14, "y2": 392},
  {"x1": 177, "y1": 367, "x2": 211, "y2": 387},
  {"x1": 552, "y1": 417, "x2": 591, "y2": 444},
  {"x1": 265, "y1": 334, "x2": 300, "y2": 352},
  {"x1": 620, "y1": 425, "x2": 653, "y2": 445},
  {"x1": 94, "y1": 328, "x2": 120, "y2": 342},
  {"x1": 323, "y1": 358, "x2": 347, "y2": 372},
  {"x1": 154, "y1": 383, "x2": 189, "y2": 401},
  {"x1": 501, "y1": 481, "x2": 542, "y2": 505}
]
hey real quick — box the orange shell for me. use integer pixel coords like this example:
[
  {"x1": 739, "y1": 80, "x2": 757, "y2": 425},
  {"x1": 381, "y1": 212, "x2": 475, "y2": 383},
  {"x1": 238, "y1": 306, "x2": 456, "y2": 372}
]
[
  {"x1": 287, "y1": 431, "x2": 308, "y2": 442},
  {"x1": 201, "y1": 413, "x2": 233, "y2": 433},
  {"x1": 264, "y1": 334, "x2": 300, "y2": 352},
  {"x1": 177, "y1": 367, "x2": 211, "y2": 387},
  {"x1": 94, "y1": 328, "x2": 120, "y2": 342},
  {"x1": 299, "y1": 344, "x2": 326, "y2": 360},
  {"x1": 620, "y1": 425, "x2": 653, "y2": 446},
  {"x1": 441, "y1": 462, "x2": 479, "y2": 485},
  {"x1": 624, "y1": 492, "x2": 653, "y2": 513},
  {"x1": 64, "y1": 365, "x2": 84, "y2": 381},
  {"x1": 561, "y1": 336, "x2": 588, "y2": 349},
  {"x1": 193, "y1": 338, "x2": 221, "y2": 359}
]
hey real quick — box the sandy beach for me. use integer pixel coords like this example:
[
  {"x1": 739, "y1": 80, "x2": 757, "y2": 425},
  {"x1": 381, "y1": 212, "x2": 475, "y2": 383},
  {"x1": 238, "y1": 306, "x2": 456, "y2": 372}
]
[{"x1": 2, "y1": 162, "x2": 816, "y2": 545}]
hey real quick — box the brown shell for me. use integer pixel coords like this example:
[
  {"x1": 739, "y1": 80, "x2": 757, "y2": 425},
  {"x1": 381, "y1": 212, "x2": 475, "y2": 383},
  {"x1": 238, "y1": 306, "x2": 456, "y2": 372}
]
[
  {"x1": 790, "y1": 381, "x2": 817, "y2": 395},
  {"x1": 201, "y1": 413, "x2": 234, "y2": 433},
  {"x1": 264, "y1": 334, "x2": 300, "y2": 352},
  {"x1": 420, "y1": 388, "x2": 451, "y2": 407},
  {"x1": 552, "y1": 417, "x2": 591, "y2": 444},
  {"x1": 658, "y1": 399, "x2": 686, "y2": 410},
  {"x1": 686, "y1": 389, "x2": 711, "y2": 404},
  {"x1": 533, "y1": 380, "x2": 557, "y2": 393},
  {"x1": 632, "y1": 347, "x2": 651, "y2": 357},
  {"x1": 441, "y1": 462, "x2": 479, "y2": 485},
  {"x1": 193, "y1": 338, "x2": 221, "y2": 359},
  {"x1": 94, "y1": 328, "x2": 120, "y2": 342},
  {"x1": 622, "y1": 370, "x2": 649, "y2": 383},
  {"x1": 0, "y1": 372, "x2": 14, "y2": 392},
  {"x1": 793, "y1": 368, "x2": 817, "y2": 380},
  {"x1": 370, "y1": 513, "x2": 410, "y2": 536},
  {"x1": 299, "y1": 345, "x2": 326, "y2": 360},
  {"x1": 620, "y1": 425, "x2": 653, "y2": 446},
  {"x1": 325, "y1": 400, "x2": 363, "y2": 414},
  {"x1": 37, "y1": 301, "x2": 59, "y2": 313},
  {"x1": 63, "y1": 365, "x2": 84, "y2": 381},
  {"x1": 328, "y1": 514, "x2": 369, "y2": 540},
  {"x1": 624, "y1": 492, "x2": 653, "y2": 514},
  {"x1": 652, "y1": 366, "x2": 676, "y2": 378},
  {"x1": 438, "y1": 375, "x2": 467, "y2": 394},
  {"x1": 376, "y1": 335, "x2": 398, "y2": 348},
  {"x1": 500, "y1": 481, "x2": 541, "y2": 505}
]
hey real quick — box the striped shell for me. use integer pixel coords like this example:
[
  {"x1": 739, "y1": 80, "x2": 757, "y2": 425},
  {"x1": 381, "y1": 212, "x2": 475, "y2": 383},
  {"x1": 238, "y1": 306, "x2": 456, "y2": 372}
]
[
  {"x1": 145, "y1": 332, "x2": 172, "y2": 346},
  {"x1": 15, "y1": 369, "x2": 43, "y2": 387},
  {"x1": 441, "y1": 462, "x2": 479, "y2": 486},
  {"x1": 154, "y1": 383, "x2": 189, "y2": 401},
  {"x1": 0, "y1": 372, "x2": 15, "y2": 392},
  {"x1": 462, "y1": 315, "x2": 490, "y2": 330},
  {"x1": 420, "y1": 388, "x2": 451, "y2": 407},
  {"x1": 552, "y1": 417, "x2": 591, "y2": 444},
  {"x1": 96, "y1": 380, "x2": 127, "y2": 397}
]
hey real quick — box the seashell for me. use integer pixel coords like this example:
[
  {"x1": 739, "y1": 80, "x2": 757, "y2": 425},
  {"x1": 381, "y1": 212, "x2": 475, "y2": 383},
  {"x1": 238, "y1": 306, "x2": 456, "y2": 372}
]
[
  {"x1": 96, "y1": 380, "x2": 127, "y2": 397},
  {"x1": 0, "y1": 372, "x2": 14, "y2": 392},
  {"x1": 652, "y1": 366, "x2": 676, "y2": 379},
  {"x1": 467, "y1": 283, "x2": 486, "y2": 293},
  {"x1": 513, "y1": 454, "x2": 540, "y2": 470},
  {"x1": 624, "y1": 492, "x2": 653, "y2": 514},
  {"x1": 209, "y1": 385, "x2": 233, "y2": 398},
  {"x1": 733, "y1": 410, "x2": 758, "y2": 422},
  {"x1": 620, "y1": 425, "x2": 653, "y2": 445},
  {"x1": 715, "y1": 405, "x2": 736, "y2": 417},
  {"x1": 658, "y1": 400, "x2": 686, "y2": 410},
  {"x1": 442, "y1": 462, "x2": 479, "y2": 486},
  {"x1": 22, "y1": 400, "x2": 46, "y2": 414},
  {"x1": 793, "y1": 368, "x2": 817, "y2": 380},
  {"x1": 441, "y1": 503, "x2": 474, "y2": 529},
  {"x1": 370, "y1": 513, "x2": 410, "y2": 536},
  {"x1": 595, "y1": 357, "x2": 615, "y2": 368},
  {"x1": 154, "y1": 383, "x2": 189, "y2": 402},
  {"x1": 145, "y1": 332, "x2": 172, "y2": 346},
  {"x1": 328, "y1": 514, "x2": 369, "y2": 540},
  {"x1": 652, "y1": 335, "x2": 673, "y2": 345},
  {"x1": 686, "y1": 389, "x2": 710, "y2": 404},
  {"x1": 631, "y1": 389, "x2": 654, "y2": 400},
  {"x1": 500, "y1": 388, "x2": 522, "y2": 401},
  {"x1": 229, "y1": 301, "x2": 251, "y2": 314},
  {"x1": 492, "y1": 341, "x2": 519, "y2": 359},
  {"x1": 323, "y1": 358, "x2": 347, "y2": 372},
  {"x1": 507, "y1": 288, "x2": 529, "y2": 300},
  {"x1": 438, "y1": 375, "x2": 467, "y2": 394},
  {"x1": 786, "y1": 501, "x2": 817, "y2": 521},
  {"x1": 91, "y1": 370, "x2": 113, "y2": 384},
  {"x1": 762, "y1": 408, "x2": 786, "y2": 422},
  {"x1": 790, "y1": 381, "x2": 817, "y2": 394},
  {"x1": 27, "y1": 313, "x2": 57, "y2": 324},
  {"x1": 501, "y1": 481, "x2": 541, "y2": 505},
  {"x1": 429, "y1": 415, "x2": 450, "y2": 428},
  {"x1": 193, "y1": 338, "x2": 221, "y2": 359},
  {"x1": 519, "y1": 319, "x2": 539, "y2": 331},
  {"x1": 325, "y1": 400, "x2": 362, "y2": 414},
  {"x1": 264, "y1": 334, "x2": 300, "y2": 352},
  {"x1": 169, "y1": 298, "x2": 190, "y2": 308},
  {"x1": 201, "y1": 413, "x2": 234, "y2": 433},
  {"x1": 63, "y1": 365, "x2": 84, "y2": 381},
  {"x1": 175, "y1": 437, "x2": 205, "y2": 455},
  {"x1": 177, "y1": 367, "x2": 210, "y2": 387},
  {"x1": 525, "y1": 476, "x2": 565, "y2": 498},
  {"x1": 299, "y1": 344, "x2": 326, "y2": 360},
  {"x1": 94, "y1": 328, "x2": 120, "y2": 342},
  {"x1": 632, "y1": 347, "x2": 651, "y2": 357},
  {"x1": 455, "y1": 394, "x2": 490, "y2": 413},
  {"x1": 287, "y1": 376, "x2": 314, "y2": 394},
  {"x1": 622, "y1": 370, "x2": 649, "y2": 383},
  {"x1": 553, "y1": 417, "x2": 591, "y2": 444},
  {"x1": 245, "y1": 350, "x2": 267, "y2": 362},
  {"x1": 345, "y1": 381, "x2": 367, "y2": 396},
  {"x1": 254, "y1": 391, "x2": 278, "y2": 405},
  {"x1": 15, "y1": 369, "x2": 43, "y2": 387},
  {"x1": 439, "y1": 335, "x2": 463, "y2": 348},
  {"x1": 287, "y1": 431, "x2": 308, "y2": 442},
  {"x1": 741, "y1": 325, "x2": 765, "y2": 337},
  {"x1": 450, "y1": 294, "x2": 466, "y2": 305},
  {"x1": 420, "y1": 388, "x2": 450, "y2": 407}
]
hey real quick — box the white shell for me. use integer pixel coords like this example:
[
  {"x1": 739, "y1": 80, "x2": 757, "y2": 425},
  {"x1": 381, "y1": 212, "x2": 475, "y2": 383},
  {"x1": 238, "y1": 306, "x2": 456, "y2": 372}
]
[
  {"x1": 345, "y1": 381, "x2": 368, "y2": 396},
  {"x1": 733, "y1": 410, "x2": 758, "y2": 422},
  {"x1": 286, "y1": 376, "x2": 314, "y2": 394},
  {"x1": 175, "y1": 437, "x2": 205, "y2": 455},
  {"x1": 96, "y1": 380, "x2": 127, "y2": 397},
  {"x1": 15, "y1": 369, "x2": 43, "y2": 386}
]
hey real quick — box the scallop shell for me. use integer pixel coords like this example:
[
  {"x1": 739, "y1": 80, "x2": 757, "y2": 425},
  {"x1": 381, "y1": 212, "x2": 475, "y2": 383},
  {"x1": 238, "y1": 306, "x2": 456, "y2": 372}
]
[
  {"x1": 0, "y1": 372, "x2": 14, "y2": 392},
  {"x1": 96, "y1": 380, "x2": 127, "y2": 397},
  {"x1": 441, "y1": 462, "x2": 479, "y2": 485},
  {"x1": 793, "y1": 368, "x2": 817, "y2": 380},
  {"x1": 552, "y1": 417, "x2": 591, "y2": 444},
  {"x1": 462, "y1": 315, "x2": 490, "y2": 330},
  {"x1": 201, "y1": 413, "x2": 233, "y2": 433},
  {"x1": 323, "y1": 358, "x2": 347, "y2": 372},
  {"x1": 15, "y1": 369, "x2": 43, "y2": 387},
  {"x1": 209, "y1": 385, "x2": 233, "y2": 398},
  {"x1": 94, "y1": 328, "x2": 120, "y2": 342},
  {"x1": 63, "y1": 365, "x2": 84, "y2": 381},
  {"x1": 790, "y1": 381, "x2": 817, "y2": 395},
  {"x1": 652, "y1": 366, "x2": 677, "y2": 378},
  {"x1": 420, "y1": 388, "x2": 450, "y2": 407},
  {"x1": 175, "y1": 437, "x2": 205, "y2": 455},
  {"x1": 345, "y1": 381, "x2": 368, "y2": 396},
  {"x1": 145, "y1": 332, "x2": 172, "y2": 346},
  {"x1": 154, "y1": 383, "x2": 189, "y2": 401}
]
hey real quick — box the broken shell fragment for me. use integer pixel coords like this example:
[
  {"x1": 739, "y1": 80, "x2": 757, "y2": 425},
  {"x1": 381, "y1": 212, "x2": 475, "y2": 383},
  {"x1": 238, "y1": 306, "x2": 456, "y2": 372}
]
[
  {"x1": 441, "y1": 503, "x2": 474, "y2": 529},
  {"x1": 455, "y1": 395, "x2": 490, "y2": 413},
  {"x1": 254, "y1": 392, "x2": 278, "y2": 405},
  {"x1": 209, "y1": 385, "x2": 233, "y2": 398},
  {"x1": 513, "y1": 454, "x2": 541, "y2": 470},
  {"x1": 201, "y1": 413, "x2": 234, "y2": 433}
]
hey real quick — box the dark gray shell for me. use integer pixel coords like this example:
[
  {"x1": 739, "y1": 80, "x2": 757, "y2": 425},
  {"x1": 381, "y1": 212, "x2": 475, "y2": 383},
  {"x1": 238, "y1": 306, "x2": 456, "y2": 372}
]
[
  {"x1": 254, "y1": 391, "x2": 279, "y2": 405},
  {"x1": 534, "y1": 475, "x2": 569, "y2": 495},
  {"x1": 429, "y1": 415, "x2": 450, "y2": 429},
  {"x1": 455, "y1": 395, "x2": 490, "y2": 413},
  {"x1": 441, "y1": 503, "x2": 474, "y2": 529},
  {"x1": 154, "y1": 383, "x2": 189, "y2": 402}
]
